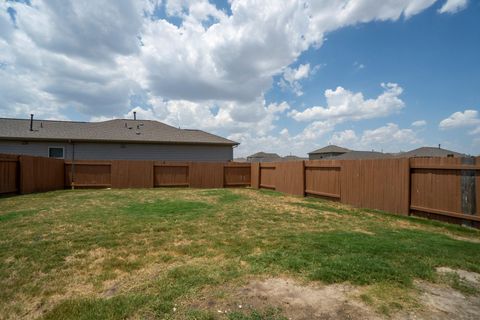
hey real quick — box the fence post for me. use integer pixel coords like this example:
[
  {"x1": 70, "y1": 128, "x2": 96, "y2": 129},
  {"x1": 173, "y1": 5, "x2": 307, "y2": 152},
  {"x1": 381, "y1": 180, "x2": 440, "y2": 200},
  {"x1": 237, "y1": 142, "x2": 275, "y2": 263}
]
[
  {"x1": 461, "y1": 157, "x2": 476, "y2": 227},
  {"x1": 251, "y1": 162, "x2": 260, "y2": 189},
  {"x1": 406, "y1": 158, "x2": 411, "y2": 216}
]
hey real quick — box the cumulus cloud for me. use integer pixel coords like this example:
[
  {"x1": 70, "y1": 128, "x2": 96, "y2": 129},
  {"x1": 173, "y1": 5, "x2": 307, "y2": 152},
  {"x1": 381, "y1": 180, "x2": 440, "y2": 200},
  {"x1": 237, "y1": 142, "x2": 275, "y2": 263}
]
[
  {"x1": 412, "y1": 120, "x2": 427, "y2": 127},
  {"x1": 279, "y1": 64, "x2": 316, "y2": 96},
  {"x1": 0, "y1": 0, "x2": 470, "y2": 156},
  {"x1": 289, "y1": 83, "x2": 404, "y2": 123},
  {"x1": 328, "y1": 123, "x2": 421, "y2": 152},
  {"x1": 439, "y1": 109, "x2": 480, "y2": 129},
  {"x1": 438, "y1": 0, "x2": 469, "y2": 14},
  {"x1": 330, "y1": 129, "x2": 358, "y2": 146}
]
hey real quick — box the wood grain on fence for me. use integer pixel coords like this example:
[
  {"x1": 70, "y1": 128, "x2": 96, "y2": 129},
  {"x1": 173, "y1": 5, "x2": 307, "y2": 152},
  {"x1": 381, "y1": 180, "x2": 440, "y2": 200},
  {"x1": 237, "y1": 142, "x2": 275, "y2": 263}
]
[
  {"x1": 19, "y1": 155, "x2": 64, "y2": 194},
  {"x1": 0, "y1": 154, "x2": 19, "y2": 194},
  {"x1": 304, "y1": 160, "x2": 341, "y2": 199},
  {"x1": 410, "y1": 157, "x2": 479, "y2": 224},
  {"x1": 154, "y1": 162, "x2": 189, "y2": 187},
  {"x1": 259, "y1": 163, "x2": 276, "y2": 189},
  {"x1": 340, "y1": 158, "x2": 410, "y2": 215},
  {"x1": 250, "y1": 163, "x2": 260, "y2": 189},
  {"x1": 189, "y1": 162, "x2": 224, "y2": 188},
  {"x1": 224, "y1": 163, "x2": 251, "y2": 187},
  {"x1": 275, "y1": 161, "x2": 304, "y2": 196},
  {"x1": 65, "y1": 161, "x2": 112, "y2": 187},
  {"x1": 111, "y1": 160, "x2": 154, "y2": 188}
]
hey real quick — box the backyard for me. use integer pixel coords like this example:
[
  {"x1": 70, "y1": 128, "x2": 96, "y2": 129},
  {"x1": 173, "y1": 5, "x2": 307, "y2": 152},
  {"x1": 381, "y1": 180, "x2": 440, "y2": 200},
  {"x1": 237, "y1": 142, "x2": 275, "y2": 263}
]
[{"x1": 1, "y1": 188, "x2": 480, "y2": 320}]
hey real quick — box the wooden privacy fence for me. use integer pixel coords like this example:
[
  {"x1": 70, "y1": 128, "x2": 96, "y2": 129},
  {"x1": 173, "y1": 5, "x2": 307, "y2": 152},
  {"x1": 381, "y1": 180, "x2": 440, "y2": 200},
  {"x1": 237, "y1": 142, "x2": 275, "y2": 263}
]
[
  {"x1": 64, "y1": 160, "x2": 251, "y2": 189},
  {"x1": 251, "y1": 157, "x2": 480, "y2": 227},
  {"x1": 1, "y1": 153, "x2": 479, "y2": 227},
  {"x1": 0, "y1": 154, "x2": 64, "y2": 194}
]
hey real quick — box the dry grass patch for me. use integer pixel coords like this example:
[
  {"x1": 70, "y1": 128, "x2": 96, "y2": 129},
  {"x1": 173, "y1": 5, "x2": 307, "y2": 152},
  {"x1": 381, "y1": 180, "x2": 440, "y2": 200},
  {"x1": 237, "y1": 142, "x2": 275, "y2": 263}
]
[{"x1": 1, "y1": 188, "x2": 479, "y2": 319}]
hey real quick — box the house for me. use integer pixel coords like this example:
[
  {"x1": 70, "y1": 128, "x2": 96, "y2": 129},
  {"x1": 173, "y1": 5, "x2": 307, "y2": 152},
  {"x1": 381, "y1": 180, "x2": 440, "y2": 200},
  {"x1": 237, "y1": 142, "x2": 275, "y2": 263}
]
[
  {"x1": 0, "y1": 116, "x2": 238, "y2": 161},
  {"x1": 246, "y1": 152, "x2": 282, "y2": 163},
  {"x1": 397, "y1": 146, "x2": 465, "y2": 158},
  {"x1": 282, "y1": 155, "x2": 308, "y2": 161},
  {"x1": 333, "y1": 151, "x2": 392, "y2": 160},
  {"x1": 308, "y1": 145, "x2": 350, "y2": 160}
]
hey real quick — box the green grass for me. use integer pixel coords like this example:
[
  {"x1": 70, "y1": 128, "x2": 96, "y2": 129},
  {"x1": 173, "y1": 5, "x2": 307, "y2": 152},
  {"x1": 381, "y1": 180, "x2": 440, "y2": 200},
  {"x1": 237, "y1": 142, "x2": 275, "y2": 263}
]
[{"x1": 0, "y1": 188, "x2": 479, "y2": 319}]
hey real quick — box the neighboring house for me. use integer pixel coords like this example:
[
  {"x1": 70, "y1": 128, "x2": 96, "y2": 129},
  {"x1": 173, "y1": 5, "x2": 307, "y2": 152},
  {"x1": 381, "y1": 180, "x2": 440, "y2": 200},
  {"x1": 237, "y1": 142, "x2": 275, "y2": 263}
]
[
  {"x1": 283, "y1": 155, "x2": 308, "y2": 161},
  {"x1": 246, "y1": 152, "x2": 282, "y2": 163},
  {"x1": 397, "y1": 146, "x2": 465, "y2": 158},
  {"x1": 0, "y1": 116, "x2": 238, "y2": 161},
  {"x1": 333, "y1": 151, "x2": 393, "y2": 160},
  {"x1": 308, "y1": 145, "x2": 350, "y2": 160}
]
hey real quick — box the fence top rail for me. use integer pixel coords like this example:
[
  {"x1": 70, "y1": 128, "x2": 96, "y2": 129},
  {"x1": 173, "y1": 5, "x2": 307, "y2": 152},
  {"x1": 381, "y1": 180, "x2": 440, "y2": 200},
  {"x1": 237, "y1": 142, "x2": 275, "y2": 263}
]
[
  {"x1": 259, "y1": 164, "x2": 276, "y2": 168},
  {"x1": 154, "y1": 163, "x2": 190, "y2": 167},
  {"x1": 65, "y1": 161, "x2": 112, "y2": 166},
  {"x1": 224, "y1": 164, "x2": 251, "y2": 168},
  {"x1": 410, "y1": 164, "x2": 480, "y2": 170},
  {"x1": 305, "y1": 163, "x2": 341, "y2": 169}
]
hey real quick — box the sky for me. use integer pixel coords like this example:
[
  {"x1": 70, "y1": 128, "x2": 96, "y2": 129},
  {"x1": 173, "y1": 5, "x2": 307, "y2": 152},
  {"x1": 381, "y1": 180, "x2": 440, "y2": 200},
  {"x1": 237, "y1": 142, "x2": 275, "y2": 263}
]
[{"x1": 0, "y1": 0, "x2": 479, "y2": 157}]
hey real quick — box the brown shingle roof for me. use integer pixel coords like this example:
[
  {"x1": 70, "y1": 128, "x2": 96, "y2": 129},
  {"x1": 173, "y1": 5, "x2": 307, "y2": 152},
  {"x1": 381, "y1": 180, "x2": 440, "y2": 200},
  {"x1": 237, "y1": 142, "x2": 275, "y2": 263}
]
[
  {"x1": 333, "y1": 151, "x2": 392, "y2": 160},
  {"x1": 308, "y1": 145, "x2": 350, "y2": 154},
  {"x1": 397, "y1": 147, "x2": 464, "y2": 158},
  {"x1": 0, "y1": 118, "x2": 238, "y2": 146}
]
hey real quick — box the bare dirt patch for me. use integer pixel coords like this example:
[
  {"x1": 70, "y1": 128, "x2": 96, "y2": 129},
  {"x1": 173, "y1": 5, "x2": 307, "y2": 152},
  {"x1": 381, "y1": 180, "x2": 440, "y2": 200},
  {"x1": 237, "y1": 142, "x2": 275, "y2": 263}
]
[
  {"x1": 437, "y1": 267, "x2": 480, "y2": 285},
  {"x1": 405, "y1": 280, "x2": 480, "y2": 320},
  {"x1": 189, "y1": 277, "x2": 381, "y2": 320}
]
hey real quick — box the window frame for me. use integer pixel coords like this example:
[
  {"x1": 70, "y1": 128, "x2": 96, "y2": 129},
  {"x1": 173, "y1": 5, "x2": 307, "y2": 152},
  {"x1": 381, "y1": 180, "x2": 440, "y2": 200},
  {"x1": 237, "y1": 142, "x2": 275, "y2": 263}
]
[{"x1": 48, "y1": 146, "x2": 65, "y2": 159}]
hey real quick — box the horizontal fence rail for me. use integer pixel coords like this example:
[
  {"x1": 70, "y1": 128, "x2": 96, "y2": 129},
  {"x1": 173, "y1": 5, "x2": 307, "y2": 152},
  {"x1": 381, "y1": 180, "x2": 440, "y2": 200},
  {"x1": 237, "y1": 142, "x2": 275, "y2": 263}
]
[
  {"x1": 251, "y1": 157, "x2": 479, "y2": 228},
  {"x1": 1, "y1": 153, "x2": 478, "y2": 228},
  {"x1": 64, "y1": 160, "x2": 251, "y2": 189}
]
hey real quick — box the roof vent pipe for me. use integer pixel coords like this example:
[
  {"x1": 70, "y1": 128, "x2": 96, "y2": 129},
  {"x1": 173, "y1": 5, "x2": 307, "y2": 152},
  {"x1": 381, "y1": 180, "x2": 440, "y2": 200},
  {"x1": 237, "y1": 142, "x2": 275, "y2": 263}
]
[
  {"x1": 29, "y1": 114, "x2": 33, "y2": 131},
  {"x1": 133, "y1": 111, "x2": 137, "y2": 121},
  {"x1": 438, "y1": 144, "x2": 441, "y2": 149}
]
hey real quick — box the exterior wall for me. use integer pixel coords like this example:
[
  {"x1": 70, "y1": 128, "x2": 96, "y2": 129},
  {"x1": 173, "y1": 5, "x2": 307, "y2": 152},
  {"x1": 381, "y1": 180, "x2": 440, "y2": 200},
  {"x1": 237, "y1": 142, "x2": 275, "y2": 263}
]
[
  {"x1": 309, "y1": 152, "x2": 345, "y2": 160},
  {"x1": 0, "y1": 140, "x2": 234, "y2": 162}
]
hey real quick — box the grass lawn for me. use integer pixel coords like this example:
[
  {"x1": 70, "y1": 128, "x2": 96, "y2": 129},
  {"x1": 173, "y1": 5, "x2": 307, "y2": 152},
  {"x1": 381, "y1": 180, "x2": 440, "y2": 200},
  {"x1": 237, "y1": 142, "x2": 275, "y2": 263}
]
[{"x1": 1, "y1": 188, "x2": 479, "y2": 319}]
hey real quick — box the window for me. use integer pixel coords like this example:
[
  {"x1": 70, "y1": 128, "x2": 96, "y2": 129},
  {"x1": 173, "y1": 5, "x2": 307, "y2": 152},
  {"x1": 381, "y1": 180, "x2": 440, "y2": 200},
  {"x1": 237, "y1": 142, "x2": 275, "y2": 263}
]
[{"x1": 48, "y1": 147, "x2": 64, "y2": 159}]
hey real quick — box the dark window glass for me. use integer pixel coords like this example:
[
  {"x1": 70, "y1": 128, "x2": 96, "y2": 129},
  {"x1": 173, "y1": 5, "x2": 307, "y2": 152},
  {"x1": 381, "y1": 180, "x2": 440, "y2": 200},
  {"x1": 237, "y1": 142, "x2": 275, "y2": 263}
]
[{"x1": 49, "y1": 147, "x2": 64, "y2": 158}]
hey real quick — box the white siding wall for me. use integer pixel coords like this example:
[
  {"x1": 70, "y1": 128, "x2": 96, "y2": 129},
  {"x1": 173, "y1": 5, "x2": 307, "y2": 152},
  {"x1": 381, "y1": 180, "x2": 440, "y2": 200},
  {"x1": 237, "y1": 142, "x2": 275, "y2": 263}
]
[{"x1": 0, "y1": 140, "x2": 234, "y2": 161}]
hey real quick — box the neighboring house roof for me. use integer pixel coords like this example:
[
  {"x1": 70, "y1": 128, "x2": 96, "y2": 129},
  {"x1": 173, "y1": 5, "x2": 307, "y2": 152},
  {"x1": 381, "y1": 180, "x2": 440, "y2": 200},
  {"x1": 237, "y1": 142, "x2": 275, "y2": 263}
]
[
  {"x1": 333, "y1": 151, "x2": 393, "y2": 160},
  {"x1": 247, "y1": 152, "x2": 282, "y2": 159},
  {"x1": 397, "y1": 147, "x2": 465, "y2": 158},
  {"x1": 233, "y1": 157, "x2": 247, "y2": 162},
  {"x1": 308, "y1": 145, "x2": 350, "y2": 155},
  {"x1": 283, "y1": 155, "x2": 307, "y2": 161},
  {"x1": 0, "y1": 118, "x2": 238, "y2": 146}
]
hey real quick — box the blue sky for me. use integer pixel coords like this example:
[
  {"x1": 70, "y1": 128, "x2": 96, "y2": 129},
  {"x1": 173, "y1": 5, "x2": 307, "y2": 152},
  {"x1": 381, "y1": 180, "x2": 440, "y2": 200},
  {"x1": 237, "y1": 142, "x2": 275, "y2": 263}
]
[
  {"x1": 265, "y1": 1, "x2": 480, "y2": 153},
  {"x1": 0, "y1": 0, "x2": 479, "y2": 156}
]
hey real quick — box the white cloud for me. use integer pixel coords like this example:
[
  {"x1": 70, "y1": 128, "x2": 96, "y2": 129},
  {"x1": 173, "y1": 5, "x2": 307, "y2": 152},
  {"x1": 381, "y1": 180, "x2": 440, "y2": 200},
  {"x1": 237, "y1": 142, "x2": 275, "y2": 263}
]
[
  {"x1": 328, "y1": 123, "x2": 421, "y2": 152},
  {"x1": 412, "y1": 120, "x2": 427, "y2": 127},
  {"x1": 438, "y1": 0, "x2": 469, "y2": 14},
  {"x1": 1, "y1": 0, "x2": 462, "y2": 119},
  {"x1": 439, "y1": 109, "x2": 480, "y2": 129},
  {"x1": 289, "y1": 83, "x2": 404, "y2": 123},
  {"x1": 353, "y1": 61, "x2": 365, "y2": 70},
  {"x1": 0, "y1": 0, "x2": 470, "y2": 156},
  {"x1": 469, "y1": 127, "x2": 480, "y2": 135},
  {"x1": 361, "y1": 123, "x2": 420, "y2": 148},
  {"x1": 279, "y1": 63, "x2": 315, "y2": 96},
  {"x1": 330, "y1": 130, "x2": 358, "y2": 146}
]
